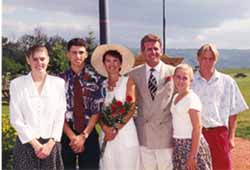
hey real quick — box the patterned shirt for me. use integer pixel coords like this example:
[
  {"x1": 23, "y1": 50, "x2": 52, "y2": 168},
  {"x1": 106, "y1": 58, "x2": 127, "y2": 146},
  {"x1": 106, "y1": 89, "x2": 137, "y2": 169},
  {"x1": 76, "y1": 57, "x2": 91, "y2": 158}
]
[
  {"x1": 59, "y1": 65, "x2": 105, "y2": 124},
  {"x1": 192, "y1": 70, "x2": 248, "y2": 128}
]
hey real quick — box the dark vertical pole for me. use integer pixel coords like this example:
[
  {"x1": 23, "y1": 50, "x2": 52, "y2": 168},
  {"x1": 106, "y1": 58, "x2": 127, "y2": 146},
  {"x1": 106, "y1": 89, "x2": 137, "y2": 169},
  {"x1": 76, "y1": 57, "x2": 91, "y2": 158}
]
[
  {"x1": 99, "y1": 0, "x2": 109, "y2": 44},
  {"x1": 163, "y1": 0, "x2": 166, "y2": 54}
]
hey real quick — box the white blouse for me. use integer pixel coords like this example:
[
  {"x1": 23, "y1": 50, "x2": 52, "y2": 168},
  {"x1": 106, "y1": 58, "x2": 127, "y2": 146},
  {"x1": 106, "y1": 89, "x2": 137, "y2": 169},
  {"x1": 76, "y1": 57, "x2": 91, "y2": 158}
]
[
  {"x1": 10, "y1": 73, "x2": 66, "y2": 144},
  {"x1": 170, "y1": 90, "x2": 202, "y2": 139}
]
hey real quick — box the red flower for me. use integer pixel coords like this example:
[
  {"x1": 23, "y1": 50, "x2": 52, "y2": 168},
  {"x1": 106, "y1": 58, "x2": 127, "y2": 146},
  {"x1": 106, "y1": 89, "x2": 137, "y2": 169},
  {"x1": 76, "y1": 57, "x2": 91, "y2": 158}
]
[
  {"x1": 126, "y1": 96, "x2": 133, "y2": 103},
  {"x1": 116, "y1": 101, "x2": 123, "y2": 107},
  {"x1": 101, "y1": 97, "x2": 132, "y2": 131},
  {"x1": 112, "y1": 111, "x2": 118, "y2": 116},
  {"x1": 111, "y1": 104, "x2": 116, "y2": 112},
  {"x1": 83, "y1": 74, "x2": 89, "y2": 81},
  {"x1": 165, "y1": 76, "x2": 172, "y2": 82},
  {"x1": 119, "y1": 108, "x2": 125, "y2": 114}
]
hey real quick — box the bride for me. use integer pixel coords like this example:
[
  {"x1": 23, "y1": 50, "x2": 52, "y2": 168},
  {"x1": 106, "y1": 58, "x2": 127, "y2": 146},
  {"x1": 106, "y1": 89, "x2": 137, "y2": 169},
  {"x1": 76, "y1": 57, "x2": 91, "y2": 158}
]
[{"x1": 91, "y1": 44, "x2": 141, "y2": 170}]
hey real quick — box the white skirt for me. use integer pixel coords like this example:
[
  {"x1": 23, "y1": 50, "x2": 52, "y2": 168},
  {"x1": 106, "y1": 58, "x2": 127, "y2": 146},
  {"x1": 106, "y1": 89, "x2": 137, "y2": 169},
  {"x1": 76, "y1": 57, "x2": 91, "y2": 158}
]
[{"x1": 99, "y1": 119, "x2": 141, "y2": 170}]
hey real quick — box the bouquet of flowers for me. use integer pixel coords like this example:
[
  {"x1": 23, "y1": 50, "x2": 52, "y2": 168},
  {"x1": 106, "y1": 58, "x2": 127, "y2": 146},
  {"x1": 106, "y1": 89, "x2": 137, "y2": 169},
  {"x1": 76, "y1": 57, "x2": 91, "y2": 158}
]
[{"x1": 100, "y1": 95, "x2": 133, "y2": 157}]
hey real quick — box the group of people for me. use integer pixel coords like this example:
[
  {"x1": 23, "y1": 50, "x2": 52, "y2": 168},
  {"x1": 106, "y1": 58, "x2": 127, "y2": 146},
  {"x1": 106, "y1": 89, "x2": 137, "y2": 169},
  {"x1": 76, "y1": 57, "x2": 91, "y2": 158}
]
[{"x1": 9, "y1": 33, "x2": 248, "y2": 170}]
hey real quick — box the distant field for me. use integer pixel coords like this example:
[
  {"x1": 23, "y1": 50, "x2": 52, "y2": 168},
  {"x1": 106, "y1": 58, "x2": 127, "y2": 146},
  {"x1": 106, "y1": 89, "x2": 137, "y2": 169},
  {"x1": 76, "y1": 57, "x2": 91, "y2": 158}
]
[{"x1": 2, "y1": 68, "x2": 250, "y2": 139}]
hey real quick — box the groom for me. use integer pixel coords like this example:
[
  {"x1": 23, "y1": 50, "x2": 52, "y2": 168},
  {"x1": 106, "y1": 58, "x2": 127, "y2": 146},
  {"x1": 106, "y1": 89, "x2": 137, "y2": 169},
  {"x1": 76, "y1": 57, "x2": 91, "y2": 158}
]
[{"x1": 129, "y1": 33, "x2": 175, "y2": 170}]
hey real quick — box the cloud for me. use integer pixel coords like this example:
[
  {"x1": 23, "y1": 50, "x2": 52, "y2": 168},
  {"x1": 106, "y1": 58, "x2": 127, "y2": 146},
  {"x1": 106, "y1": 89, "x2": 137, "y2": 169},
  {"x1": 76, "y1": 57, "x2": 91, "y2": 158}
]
[
  {"x1": 165, "y1": 0, "x2": 250, "y2": 27},
  {"x1": 2, "y1": 0, "x2": 250, "y2": 48},
  {"x1": 3, "y1": 0, "x2": 98, "y2": 16},
  {"x1": 2, "y1": 4, "x2": 17, "y2": 14},
  {"x1": 197, "y1": 18, "x2": 250, "y2": 49},
  {"x1": 2, "y1": 1, "x2": 99, "y2": 41}
]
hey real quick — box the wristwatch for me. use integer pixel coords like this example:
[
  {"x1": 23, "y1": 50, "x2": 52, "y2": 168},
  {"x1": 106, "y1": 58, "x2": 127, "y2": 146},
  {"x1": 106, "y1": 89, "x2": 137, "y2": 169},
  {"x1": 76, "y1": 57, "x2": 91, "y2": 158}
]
[{"x1": 81, "y1": 131, "x2": 89, "y2": 139}]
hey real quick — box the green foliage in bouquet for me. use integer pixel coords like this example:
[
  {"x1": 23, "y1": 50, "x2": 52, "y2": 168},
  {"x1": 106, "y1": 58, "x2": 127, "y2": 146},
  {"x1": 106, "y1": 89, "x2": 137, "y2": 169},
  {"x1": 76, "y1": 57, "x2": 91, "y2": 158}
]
[{"x1": 101, "y1": 96, "x2": 133, "y2": 129}]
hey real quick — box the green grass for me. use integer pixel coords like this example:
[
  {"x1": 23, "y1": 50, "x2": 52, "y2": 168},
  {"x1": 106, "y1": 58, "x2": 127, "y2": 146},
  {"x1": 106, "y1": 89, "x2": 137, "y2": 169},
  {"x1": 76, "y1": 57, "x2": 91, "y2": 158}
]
[
  {"x1": 220, "y1": 68, "x2": 250, "y2": 139},
  {"x1": 234, "y1": 76, "x2": 250, "y2": 139},
  {"x1": 220, "y1": 68, "x2": 250, "y2": 75},
  {"x1": 2, "y1": 103, "x2": 9, "y2": 114}
]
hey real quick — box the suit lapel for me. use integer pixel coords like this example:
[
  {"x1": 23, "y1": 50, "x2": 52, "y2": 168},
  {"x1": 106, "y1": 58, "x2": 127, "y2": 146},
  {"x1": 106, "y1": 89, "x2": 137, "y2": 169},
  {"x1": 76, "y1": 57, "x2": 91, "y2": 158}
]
[
  {"x1": 155, "y1": 64, "x2": 173, "y2": 99},
  {"x1": 156, "y1": 64, "x2": 167, "y2": 96}
]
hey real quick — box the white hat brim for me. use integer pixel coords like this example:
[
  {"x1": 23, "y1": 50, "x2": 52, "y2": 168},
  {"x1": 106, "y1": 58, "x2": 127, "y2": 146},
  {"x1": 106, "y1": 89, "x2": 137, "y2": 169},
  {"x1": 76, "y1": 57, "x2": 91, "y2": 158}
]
[{"x1": 91, "y1": 44, "x2": 135, "y2": 77}]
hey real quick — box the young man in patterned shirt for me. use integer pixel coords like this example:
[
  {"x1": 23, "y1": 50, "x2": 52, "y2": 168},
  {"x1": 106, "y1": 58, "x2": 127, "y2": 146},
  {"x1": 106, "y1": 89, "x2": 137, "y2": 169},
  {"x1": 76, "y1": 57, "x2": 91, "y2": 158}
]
[{"x1": 60, "y1": 38, "x2": 105, "y2": 170}]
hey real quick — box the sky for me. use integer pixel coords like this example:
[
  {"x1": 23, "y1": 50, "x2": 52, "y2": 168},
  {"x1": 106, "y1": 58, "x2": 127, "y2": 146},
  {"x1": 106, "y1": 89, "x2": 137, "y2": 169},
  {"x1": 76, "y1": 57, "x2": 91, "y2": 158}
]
[{"x1": 2, "y1": 0, "x2": 250, "y2": 49}]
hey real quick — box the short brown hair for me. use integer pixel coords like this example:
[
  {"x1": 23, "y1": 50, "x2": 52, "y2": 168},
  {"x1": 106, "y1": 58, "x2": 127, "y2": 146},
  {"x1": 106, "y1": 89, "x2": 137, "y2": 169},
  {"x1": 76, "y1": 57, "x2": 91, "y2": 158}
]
[
  {"x1": 67, "y1": 38, "x2": 87, "y2": 51},
  {"x1": 140, "y1": 33, "x2": 162, "y2": 51},
  {"x1": 27, "y1": 45, "x2": 48, "y2": 58},
  {"x1": 102, "y1": 50, "x2": 123, "y2": 64},
  {"x1": 197, "y1": 43, "x2": 219, "y2": 61}
]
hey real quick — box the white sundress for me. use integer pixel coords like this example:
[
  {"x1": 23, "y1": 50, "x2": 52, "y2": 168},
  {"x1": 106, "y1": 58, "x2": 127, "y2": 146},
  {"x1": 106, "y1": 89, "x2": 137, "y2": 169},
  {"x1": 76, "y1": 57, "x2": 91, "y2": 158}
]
[{"x1": 99, "y1": 76, "x2": 141, "y2": 170}]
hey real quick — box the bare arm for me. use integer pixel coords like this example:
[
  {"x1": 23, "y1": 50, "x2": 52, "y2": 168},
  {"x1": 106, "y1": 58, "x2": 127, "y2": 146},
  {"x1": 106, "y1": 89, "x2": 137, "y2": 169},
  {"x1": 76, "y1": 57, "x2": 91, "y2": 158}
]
[
  {"x1": 99, "y1": 119, "x2": 118, "y2": 141},
  {"x1": 83, "y1": 113, "x2": 100, "y2": 137},
  {"x1": 63, "y1": 120, "x2": 76, "y2": 141},
  {"x1": 63, "y1": 120, "x2": 83, "y2": 153},
  {"x1": 63, "y1": 114, "x2": 100, "y2": 153},
  {"x1": 100, "y1": 77, "x2": 137, "y2": 141},
  {"x1": 116, "y1": 77, "x2": 136, "y2": 130},
  {"x1": 187, "y1": 108, "x2": 202, "y2": 170},
  {"x1": 228, "y1": 114, "x2": 237, "y2": 150},
  {"x1": 75, "y1": 113, "x2": 100, "y2": 152}
]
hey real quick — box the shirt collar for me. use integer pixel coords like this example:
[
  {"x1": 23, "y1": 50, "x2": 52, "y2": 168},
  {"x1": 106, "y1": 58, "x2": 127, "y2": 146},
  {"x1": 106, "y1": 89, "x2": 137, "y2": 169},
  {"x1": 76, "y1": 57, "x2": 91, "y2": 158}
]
[
  {"x1": 146, "y1": 60, "x2": 162, "y2": 73},
  {"x1": 68, "y1": 68, "x2": 84, "y2": 78},
  {"x1": 195, "y1": 69, "x2": 220, "y2": 82},
  {"x1": 27, "y1": 72, "x2": 50, "y2": 97}
]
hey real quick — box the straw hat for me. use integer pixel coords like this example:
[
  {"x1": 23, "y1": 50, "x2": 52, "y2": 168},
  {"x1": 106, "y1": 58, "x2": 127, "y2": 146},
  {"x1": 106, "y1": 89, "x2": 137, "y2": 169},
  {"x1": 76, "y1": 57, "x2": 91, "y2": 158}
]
[{"x1": 91, "y1": 44, "x2": 135, "y2": 77}]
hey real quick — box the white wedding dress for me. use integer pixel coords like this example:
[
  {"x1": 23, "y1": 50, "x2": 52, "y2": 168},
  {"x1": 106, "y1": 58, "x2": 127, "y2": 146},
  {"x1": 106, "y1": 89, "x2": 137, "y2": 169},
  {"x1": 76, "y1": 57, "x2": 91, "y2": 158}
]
[{"x1": 99, "y1": 76, "x2": 141, "y2": 170}]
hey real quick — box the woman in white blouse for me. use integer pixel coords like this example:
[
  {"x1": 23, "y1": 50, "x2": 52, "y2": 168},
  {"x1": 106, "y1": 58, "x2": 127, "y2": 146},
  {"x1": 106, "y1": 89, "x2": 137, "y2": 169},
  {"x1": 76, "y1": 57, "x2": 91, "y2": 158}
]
[
  {"x1": 9, "y1": 45, "x2": 66, "y2": 170},
  {"x1": 171, "y1": 64, "x2": 212, "y2": 170}
]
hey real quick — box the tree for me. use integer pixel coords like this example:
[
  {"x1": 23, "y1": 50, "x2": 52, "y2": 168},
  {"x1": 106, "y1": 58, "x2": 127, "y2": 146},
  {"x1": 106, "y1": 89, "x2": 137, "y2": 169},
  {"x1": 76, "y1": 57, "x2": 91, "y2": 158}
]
[
  {"x1": 48, "y1": 41, "x2": 69, "y2": 74},
  {"x1": 18, "y1": 27, "x2": 48, "y2": 51},
  {"x1": 2, "y1": 57, "x2": 23, "y2": 75},
  {"x1": 85, "y1": 31, "x2": 98, "y2": 65},
  {"x1": 2, "y1": 36, "x2": 27, "y2": 74},
  {"x1": 2, "y1": 28, "x2": 99, "y2": 75}
]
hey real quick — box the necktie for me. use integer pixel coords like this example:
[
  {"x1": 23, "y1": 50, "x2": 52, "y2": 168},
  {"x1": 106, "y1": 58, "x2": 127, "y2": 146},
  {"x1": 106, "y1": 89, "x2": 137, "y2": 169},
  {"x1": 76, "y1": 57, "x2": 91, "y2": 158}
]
[
  {"x1": 148, "y1": 68, "x2": 157, "y2": 100},
  {"x1": 73, "y1": 76, "x2": 85, "y2": 133}
]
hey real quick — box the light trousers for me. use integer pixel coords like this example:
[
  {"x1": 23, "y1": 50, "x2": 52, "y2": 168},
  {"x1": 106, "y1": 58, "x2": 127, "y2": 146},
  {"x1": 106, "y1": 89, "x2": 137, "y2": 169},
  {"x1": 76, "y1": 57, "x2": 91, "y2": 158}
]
[{"x1": 140, "y1": 146, "x2": 173, "y2": 170}]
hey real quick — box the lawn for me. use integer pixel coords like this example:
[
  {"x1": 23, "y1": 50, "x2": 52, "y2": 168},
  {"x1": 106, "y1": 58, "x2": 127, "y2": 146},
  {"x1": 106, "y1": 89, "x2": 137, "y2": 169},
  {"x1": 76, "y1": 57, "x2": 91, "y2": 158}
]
[{"x1": 220, "y1": 68, "x2": 250, "y2": 139}]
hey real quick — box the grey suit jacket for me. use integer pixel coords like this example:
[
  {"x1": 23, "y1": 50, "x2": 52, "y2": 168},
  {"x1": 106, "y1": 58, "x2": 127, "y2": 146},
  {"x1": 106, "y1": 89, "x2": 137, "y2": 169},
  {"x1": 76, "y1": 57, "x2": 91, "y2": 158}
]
[{"x1": 129, "y1": 62, "x2": 175, "y2": 149}]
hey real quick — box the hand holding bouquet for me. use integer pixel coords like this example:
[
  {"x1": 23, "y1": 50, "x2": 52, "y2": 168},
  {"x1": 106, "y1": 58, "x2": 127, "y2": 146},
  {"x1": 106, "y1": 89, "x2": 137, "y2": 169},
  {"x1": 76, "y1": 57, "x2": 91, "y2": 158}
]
[{"x1": 100, "y1": 95, "x2": 133, "y2": 157}]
